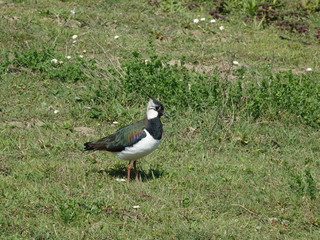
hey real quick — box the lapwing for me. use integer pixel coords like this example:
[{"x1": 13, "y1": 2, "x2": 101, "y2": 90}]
[{"x1": 84, "y1": 98, "x2": 169, "y2": 182}]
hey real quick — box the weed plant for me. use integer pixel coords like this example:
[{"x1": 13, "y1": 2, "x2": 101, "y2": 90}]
[
  {"x1": 3, "y1": 48, "x2": 320, "y2": 127},
  {"x1": 120, "y1": 53, "x2": 320, "y2": 128}
]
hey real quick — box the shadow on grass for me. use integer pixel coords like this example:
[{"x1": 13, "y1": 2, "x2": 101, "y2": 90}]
[{"x1": 86, "y1": 165, "x2": 165, "y2": 182}]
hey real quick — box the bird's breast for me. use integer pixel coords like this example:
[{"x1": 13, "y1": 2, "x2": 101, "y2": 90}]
[{"x1": 116, "y1": 130, "x2": 160, "y2": 161}]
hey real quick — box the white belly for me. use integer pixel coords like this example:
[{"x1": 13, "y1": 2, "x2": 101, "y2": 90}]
[{"x1": 116, "y1": 130, "x2": 160, "y2": 161}]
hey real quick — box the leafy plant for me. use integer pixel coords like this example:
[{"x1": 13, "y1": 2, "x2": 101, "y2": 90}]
[
  {"x1": 59, "y1": 199, "x2": 78, "y2": 223},
  {"x1": 9, "y1": 47, "x2": 96, "y2": 82},
  {"x1": 0, "y1": 51, "x2": 10, "y2": 74},
  {"x1": 243, "y1": 0, "x2": 260, "y2": 16},
  {"x1": 305, "y1": 167, "x2": 317, "y2": 200},
  {"x1": 47, "y1": 56, "x2": 95, "y2": 82},
  {"x1": 301, "y1": 0, "x2": 320, "y2": 13},
  {"x1": 160, "y1": 0, "x2": 185, "y2": 12},
  {"x1": 120, "y1": 52, "x2": 219, "y2": 110},
  {"x1": 289, "y1": 167, "x2": 318, "y2": 200},
  {"x1": 118, "y1": 53, "x2": 320, "y2": 127},
  {"x1": 12, "y1": 48, "x2": 54, "y2": 71}
]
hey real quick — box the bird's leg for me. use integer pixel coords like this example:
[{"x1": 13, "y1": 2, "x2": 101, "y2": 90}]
[
  {"x1": 127, "y1": 161, "x2": 131, "y2": 182},
  {"x1": 133, "y1": 160, "x2": 139, "y2": 182}
]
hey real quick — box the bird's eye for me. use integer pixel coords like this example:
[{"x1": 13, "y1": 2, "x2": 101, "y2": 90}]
[{"x1": 155, "y1": 106, "x2": 160, "y2": 111}]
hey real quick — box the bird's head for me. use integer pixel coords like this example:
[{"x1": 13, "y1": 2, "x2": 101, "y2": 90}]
[{"x1": 146, "y1": 98, "x2": 169, "y2": 119}]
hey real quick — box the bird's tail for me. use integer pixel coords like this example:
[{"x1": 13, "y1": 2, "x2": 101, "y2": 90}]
[
  {"x1": 84, "y1": 141, "x2": 96, "y2": 151},
  {"x1": 84, "y1": 140, "x2": 107, "y2": 151}
]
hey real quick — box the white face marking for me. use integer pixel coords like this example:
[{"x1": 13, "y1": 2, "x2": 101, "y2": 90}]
[
  {"x1": 146, "y1": 98, "x2": 159, "y2": 120},
  {"x1": 147, "y1": 109, "x2": 158, "y2": 119},
  {"x1": 116, "y1": 130, "x2": 160, "y2": 161}
]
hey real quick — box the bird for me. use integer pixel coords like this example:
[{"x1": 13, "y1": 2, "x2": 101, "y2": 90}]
[{"x1": 84, "y1": 98, "x2": 169, "y2": 182}]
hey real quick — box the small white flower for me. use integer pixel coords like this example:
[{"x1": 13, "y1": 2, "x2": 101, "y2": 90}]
[
  {"x1": 72, "y1": 40, "x2": 77, "y2": 44},
  {"x1": 133, "y1": 205, "x2": 140, "y2": 209},
  {"x1": 59, "y1": 60, "x2": 64, "y2": 64},
  {"x1": 82, "y1": 49, "x2": 87, "y2": 53},
  {"x1": 210, "y1": 19, "x2": 217, "y2": 23},
  {"x1": 70, "y1": 9, "x2": 76, "y2": 15},
  {"x1": 54, "y1": 110, "x2": 60, "y2": 114},
  {"x1": 200, "y1": 17, "x2": 206, "y2": 21},
  {"x1": 51, "y1": 59, "x2": 58, "y2": 64},
  {"x1": 72, "y1": 35, "x2": 78, "y2": 40},
  {"x1": 219, "y1": 26, "x2": 225, "y2": 31},
  {"x1": 193, "y1": 18, "x2": 199, "y2": 23},
  {"x1": 116, "y1": 178, "x2": 126, "y2": 182},
  {"x1": 66, "y1": 56, "x2": 71, "y2": 59},
  {"x1": 145, "y1": 59, "x2": 149, "y2": 63},
  {"x1": 114, "y1": 35, "x2": 119, "y2": 39},
  {"x1": 306, "y1": 68, "x2": 312, "y2": 72},
  {"x1": 112, "y1": 121, "x2": 119, "y2": 125},
  {"x1": 79, "y1": 55, "x2": 83, "y2": 58},
  {"x1": 233, "y1": 61, "x2": 239, "y2": 65}
]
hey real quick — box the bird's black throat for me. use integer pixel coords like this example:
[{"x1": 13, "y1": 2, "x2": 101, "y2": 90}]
[{"x1": 146, "y1": 117, "x2": 163, "y2": 140}]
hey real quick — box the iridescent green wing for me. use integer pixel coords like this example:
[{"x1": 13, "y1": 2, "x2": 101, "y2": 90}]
[{"x1": 89, "y1": 118, "x2": 148, "y2": 152}]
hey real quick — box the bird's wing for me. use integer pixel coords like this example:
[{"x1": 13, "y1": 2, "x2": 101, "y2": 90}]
[{"x1": 84, "y1": 119, "x2": 147, "y2": 152}]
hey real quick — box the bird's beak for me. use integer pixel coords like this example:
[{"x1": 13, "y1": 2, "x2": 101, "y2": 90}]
[{"x1": 163, "y1": 111, "x2": 170, "y2": 118}]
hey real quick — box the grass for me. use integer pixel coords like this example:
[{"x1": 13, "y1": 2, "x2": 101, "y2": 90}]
[{"x1": 1, "y1": 0, "x2": 320, "y2": 239}]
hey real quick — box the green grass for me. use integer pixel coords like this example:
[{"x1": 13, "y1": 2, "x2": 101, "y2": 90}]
[{"x1": 1, "y1": 0, "x2": 320, "y2": 239}]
